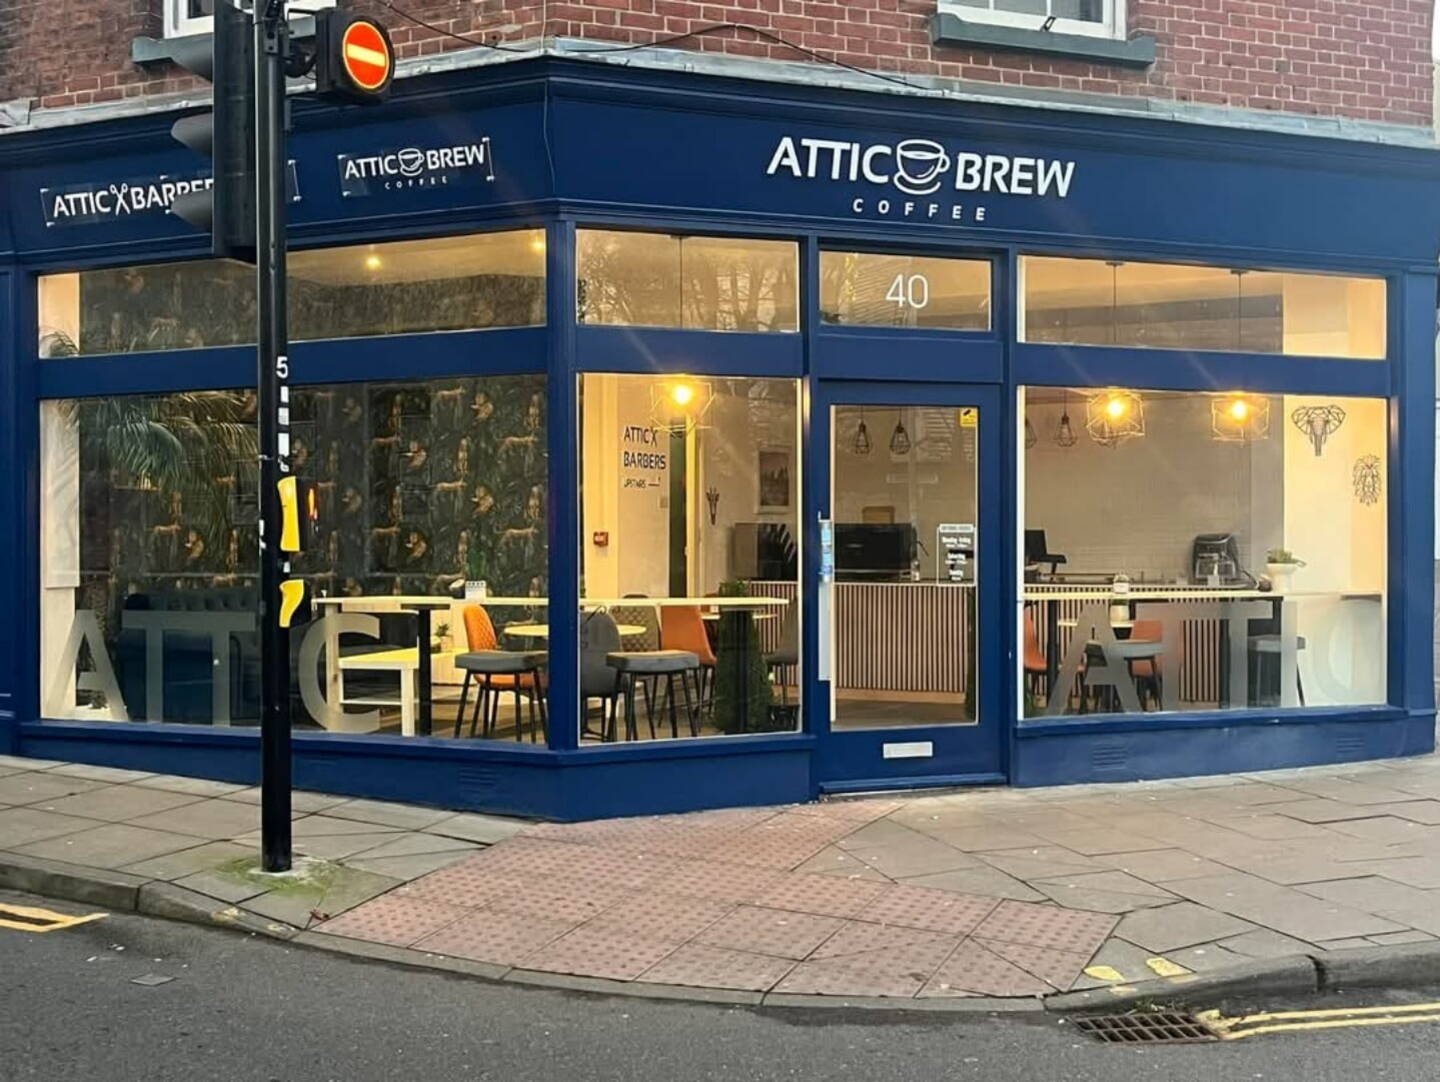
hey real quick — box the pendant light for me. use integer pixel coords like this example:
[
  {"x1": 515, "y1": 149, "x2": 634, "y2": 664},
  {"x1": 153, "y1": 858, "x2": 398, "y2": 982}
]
[
  {"x1": 1053, "y1": 391, "x2": 1078, "y2": 448},
  {"x1": 853, "y1": 408, "x2": 872, "y2": 455},
  {"x1": 1210, "y1": 392, "x2": 1270, "y2": 443},
  {"x1": 1085, "y1": 388, "x2": 1145, "y2": 447},
  {"x1": 889, "y1": 411, "x2": 911, "y2": 455}
]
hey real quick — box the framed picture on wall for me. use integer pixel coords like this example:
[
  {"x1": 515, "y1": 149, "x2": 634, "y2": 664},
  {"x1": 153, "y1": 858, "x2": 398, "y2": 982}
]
[{"x1": 757, "y1": 448, "x2": 792, "y2": 512}]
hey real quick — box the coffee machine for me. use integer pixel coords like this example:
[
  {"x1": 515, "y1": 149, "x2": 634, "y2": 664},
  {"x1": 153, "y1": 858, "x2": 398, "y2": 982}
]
[{"x1": 1191, "y1": 533, "x2": 1243, "y2": 585}]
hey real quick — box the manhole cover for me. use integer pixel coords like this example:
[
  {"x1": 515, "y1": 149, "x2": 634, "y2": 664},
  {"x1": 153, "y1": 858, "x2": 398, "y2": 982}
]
[{"x1": 1075, "y1": 1012, "x2": 1218, "y2": 1045}]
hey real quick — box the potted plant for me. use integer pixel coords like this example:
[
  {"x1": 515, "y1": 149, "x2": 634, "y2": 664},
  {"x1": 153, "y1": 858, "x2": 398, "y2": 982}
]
[
  {"x1": 1265, "y1": 547, "x2": 1305, "y2": 591},
  {"x1": 464, "y1": 545, "x2": 489, "y2": 602}
]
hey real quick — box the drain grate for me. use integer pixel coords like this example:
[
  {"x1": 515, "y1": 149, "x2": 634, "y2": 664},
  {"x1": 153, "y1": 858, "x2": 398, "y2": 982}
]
[{"x1": 1075, "y1": 1012, "x2": 1218, "y2": 1045}]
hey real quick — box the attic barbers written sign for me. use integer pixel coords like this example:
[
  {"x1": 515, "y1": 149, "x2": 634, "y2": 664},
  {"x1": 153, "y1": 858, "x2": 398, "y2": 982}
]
[{"x1": 765, "y1": 134, "x2": 1076, "y2": 223}]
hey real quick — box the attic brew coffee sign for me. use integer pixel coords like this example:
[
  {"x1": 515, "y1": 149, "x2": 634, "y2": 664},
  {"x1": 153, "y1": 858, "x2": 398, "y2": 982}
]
[
  {"x1": 338, "y1": 137, "x2": 494, "y2": 197},
  {"x1": 765, "y1": 134, "x2": 1077, "y2": 223}
]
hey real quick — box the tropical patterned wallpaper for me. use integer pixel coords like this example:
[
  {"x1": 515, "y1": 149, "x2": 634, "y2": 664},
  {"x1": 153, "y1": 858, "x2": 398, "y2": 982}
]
[{"x1": 70, "y1": 374, "x2": 549, "y2": 652}]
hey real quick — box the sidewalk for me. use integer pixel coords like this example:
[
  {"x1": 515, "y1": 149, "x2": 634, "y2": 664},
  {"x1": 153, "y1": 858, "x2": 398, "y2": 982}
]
[{"x1": 5, "y1": 752, "x2": 1440, "y2": 1005}]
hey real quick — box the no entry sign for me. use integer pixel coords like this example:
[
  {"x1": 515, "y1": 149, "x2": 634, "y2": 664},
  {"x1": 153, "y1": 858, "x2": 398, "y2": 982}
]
[
  {"x1": 342, "y1": 20, "x2": 392, "y2": 92},
  {"x1": 315, "y1": 13, "x2": 395, "y2": 104}
]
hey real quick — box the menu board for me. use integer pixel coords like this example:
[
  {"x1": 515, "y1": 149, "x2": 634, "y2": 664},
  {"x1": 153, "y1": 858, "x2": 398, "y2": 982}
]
[{"x1": 936, "y1": 522, "x2": 975, "y2": 583}]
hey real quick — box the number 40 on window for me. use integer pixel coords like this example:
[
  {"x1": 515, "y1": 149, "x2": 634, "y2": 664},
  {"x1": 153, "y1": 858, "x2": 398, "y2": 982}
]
[{"x1": 886, "y1": 273, "x2": 930, "y2": 309}]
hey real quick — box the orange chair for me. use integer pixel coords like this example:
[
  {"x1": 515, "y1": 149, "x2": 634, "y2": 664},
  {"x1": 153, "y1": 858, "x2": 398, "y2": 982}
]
[
  {"x1": 660, "y1": 605, "x2": 717, "y2": 707},
  {"x1": 454, "y1": 604, "x2": 546, "y2": 740},
  {"x1": 1023, "y1": 611, "x2": 1050, "y2": 704},
  {"x1": 1126, "y1": 618, "x2": 1176, "y2": 710}
]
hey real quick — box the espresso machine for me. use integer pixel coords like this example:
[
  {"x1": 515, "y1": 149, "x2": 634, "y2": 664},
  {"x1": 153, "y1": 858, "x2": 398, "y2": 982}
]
[{"x1": 1191, "y1": 533, "x2": 1243, "y2": 586}]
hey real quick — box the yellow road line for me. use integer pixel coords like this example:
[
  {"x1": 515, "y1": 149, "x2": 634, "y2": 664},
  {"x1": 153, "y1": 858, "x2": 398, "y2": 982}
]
[
  {"x1": 1210, "y1": 1014, "x2": 1440, "y2": 1040},
  {"x1": 0, "y1": 902, "x2": 107, "y2": 933},
  {"x1": 1196, "y1": 1002, "x2": 1440, "y2": 1041}
]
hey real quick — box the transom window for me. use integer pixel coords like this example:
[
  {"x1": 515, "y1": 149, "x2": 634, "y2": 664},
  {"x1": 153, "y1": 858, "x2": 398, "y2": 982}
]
[{"x1": 944, "y1": 0, "x2": 1123, "y2": 40}]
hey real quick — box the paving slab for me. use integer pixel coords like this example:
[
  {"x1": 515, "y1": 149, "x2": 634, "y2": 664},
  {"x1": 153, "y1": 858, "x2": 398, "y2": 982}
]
[
  {"x1": 37, "y1": 785, "x2": 206, "y2": 824},
  {"x1": 126, "y1": 798, "x2": 264, "y2": 839},
  {"x1": 0, "y1": 757, "x2": 63, "y2": 771},
  {"x1": 220, "y1": 788, "x2": 351, "y2": 813},
  {"x1": 16, "y1": 823, "x2": 206, "y2": 869},
  {"x1": 791, "y1": 846, "x2": 891, "y2": 881},
  {"x1": 0, "y1": 806, "x2": 101, "y2": 848},
  {"x1": 424, "y1": 812, "x2": 527, "y2": 845},
  {"x1": 847, "y1": 839, "x2": 982, "y2": 879},
  {"x1": 638, "y1": 943, "x2": 796, "y2": 992},
  {"x1": 121, "y1": 839, "x2": 254, "y2": 881},
  {"x1": 130, "y1": 775, "x2": 249, "y2": 797},
  {"x1": 344, "y1": 850, "x2": 479, "y2": 880},
  {"x1": 1298, "y1": 876, "x2": 1440, "y2": 913},
  {"x1": 975, "y1": 847, "x2": 1109, "y2": 881},
  {"x1": 1218, "y1": 927, "x2": 1318, "y2": 959},
  {"x1": 46, "y1": 764, "x2": 156, "y2": 783},
  {"x1": 1264, "y1": 799, "x2": 1393, "y2": 823},
  {"x1": 1113, "y1": 901, "x2": 1258, "y2": 951},
  {"x1": 1328, "y1": 817, "x2": 1440, "y2": 844},
  {"x1": 833, "y1": 818, "x2": 935, "y2": 851},
  {"x1": 244, "y1": 866, "x2": 401, "y2": 926},
  {"x1": 0, "y1": 773, "x2": 111, "y2": 806},
  {"x1": 1165, "y1": 871, "x2": 1409, "y2": 943},
  {"x1": 899, "y1": 866, "x2": 1045, "y2": 902},
  {"x1": 321, "y1": 799, "x2": 456, "y2": 831},
  {"x1": 1101, "y1": 849, "x2": 1233, "y2": 882},
  {"x1": 173, "y1": 869, "x2": 268, "y2": 904}
]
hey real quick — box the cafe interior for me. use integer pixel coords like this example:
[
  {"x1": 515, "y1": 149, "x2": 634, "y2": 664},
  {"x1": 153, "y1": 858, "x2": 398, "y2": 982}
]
[{"x1": 33, "y1": 231, "x2": 1393, "y2": 750}]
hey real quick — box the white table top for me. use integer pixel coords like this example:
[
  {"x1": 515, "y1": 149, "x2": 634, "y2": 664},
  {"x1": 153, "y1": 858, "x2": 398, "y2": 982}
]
[
  {"x1": 506, "y1": 622, "x2": 646, "y2": 638},
  {"x1": 315, "y1": 595, "x2": 790, "y2": 609}
]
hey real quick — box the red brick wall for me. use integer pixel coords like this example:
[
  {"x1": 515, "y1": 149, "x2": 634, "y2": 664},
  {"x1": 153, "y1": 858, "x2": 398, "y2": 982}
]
[{"x1": 0, "y1": 0, "x2": 1432, "y2": 128}]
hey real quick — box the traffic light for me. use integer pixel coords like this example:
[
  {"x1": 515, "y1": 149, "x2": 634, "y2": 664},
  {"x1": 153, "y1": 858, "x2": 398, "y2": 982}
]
[
  {"x1": 313, "y1": 10, "x2": 395, "y2": 104},
  {"x1": 169, "y1": 0, "x2": 257, "y2": 262}
]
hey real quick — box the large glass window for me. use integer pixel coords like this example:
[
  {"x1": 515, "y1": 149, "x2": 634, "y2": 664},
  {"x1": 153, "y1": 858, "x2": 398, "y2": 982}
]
[
  {"x1": 40, "y1": 374, "x2": 549, "y2": 743},
  {"x1": 578, "y1": 373, "x2": 802, "y2": 741},
  {"x1": 575, "y1": 230, "x2": 799, "y2": 332},
  {"x1": 820, "y1": 251, "x2": 991, "y2": 330},
  {"x1": 1020, "y1": 256, "x2": 1386, "y2": 360},
  {"x1": 1020, "y1": 387, "x2": 1387, "y2": 719},
  {"x1": 37, "y1": 230, "x2": 546, "y2": 357}
]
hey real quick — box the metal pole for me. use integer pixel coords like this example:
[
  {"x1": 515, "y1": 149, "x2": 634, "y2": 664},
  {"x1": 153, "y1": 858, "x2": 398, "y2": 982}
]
[{"x1": 256, "y1": 0, "x2": 292, "y2": 873}]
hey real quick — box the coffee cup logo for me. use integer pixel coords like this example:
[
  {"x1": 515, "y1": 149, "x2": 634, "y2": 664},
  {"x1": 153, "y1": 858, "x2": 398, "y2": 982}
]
[
  {"x1": 397, "y1": 148, "x2": 425, "y2": 177},
  {"x1": 893, "y1": 139, "x2": 951, "y2": 196}
]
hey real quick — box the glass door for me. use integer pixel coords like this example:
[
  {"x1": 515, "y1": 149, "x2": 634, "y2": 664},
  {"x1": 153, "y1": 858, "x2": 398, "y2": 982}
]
[{"x1": 811, "y1": 382, "x2": 1004, "y2": 790}]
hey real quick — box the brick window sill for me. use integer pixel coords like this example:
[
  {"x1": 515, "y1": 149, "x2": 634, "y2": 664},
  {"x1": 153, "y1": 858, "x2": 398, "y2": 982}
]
[{"x1": 929, "y1": 13, "x2": 1156, "y2": 69}]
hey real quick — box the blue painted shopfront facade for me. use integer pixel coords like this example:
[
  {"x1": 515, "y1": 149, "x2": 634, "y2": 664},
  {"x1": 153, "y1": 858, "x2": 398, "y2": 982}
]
[{"x1": 0, "y1": 57, "x2": 1435, "y2": 819}]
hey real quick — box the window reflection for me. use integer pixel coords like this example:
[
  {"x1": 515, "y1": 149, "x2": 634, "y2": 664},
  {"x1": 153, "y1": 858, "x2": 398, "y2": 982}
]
[
  {"x1": 38, "y1": 230, "x2": 546, "y2": 357},
  {"x1": 576, "y1": 229, "x2": 799, "y2": 332},
  {"x1": 820, "y1": 251, "x2": 991, "y2": 330},
  {"x1": 1021, "y1": 256, "x2": 1385, "y2": 360},
  {"x1": 578, "y1": 373, "x2": 802, "y2": 741}
]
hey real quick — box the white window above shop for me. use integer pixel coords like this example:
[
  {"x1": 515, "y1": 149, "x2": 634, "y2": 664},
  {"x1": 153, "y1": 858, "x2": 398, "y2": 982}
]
[
  {"x1": 165, "y1": 0, "x2": 335, "y2": 39},
  {"x1": 941, "y1": 0, "x2": 1123, "y2": 41}
]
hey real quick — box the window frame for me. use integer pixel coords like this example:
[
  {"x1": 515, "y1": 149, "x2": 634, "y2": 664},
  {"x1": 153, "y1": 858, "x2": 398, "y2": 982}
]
[
  {"x1": 939, "y1": 0, "x2": 1125, "y2": 41},
  {"x1": 164, "y1": 0, "x2": 335, "y2": 39}
]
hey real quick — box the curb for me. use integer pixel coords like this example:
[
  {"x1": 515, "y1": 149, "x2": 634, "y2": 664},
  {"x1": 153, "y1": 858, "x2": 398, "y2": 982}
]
[
  {"x1": 1044, "y1": 955, "x2": 1320, "y2": 1013},
  {"x1": 7, "y1": 854, "x2": 1440, "y2": 1014}
]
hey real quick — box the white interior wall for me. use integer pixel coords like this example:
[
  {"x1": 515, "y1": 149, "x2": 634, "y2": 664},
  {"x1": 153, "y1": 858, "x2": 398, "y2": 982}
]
[{"x1": 1024, "y1": 395, "x2": 1256, "y2": 580}]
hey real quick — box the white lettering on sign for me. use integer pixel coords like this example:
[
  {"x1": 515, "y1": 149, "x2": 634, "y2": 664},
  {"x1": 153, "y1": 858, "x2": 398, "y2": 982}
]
[
  {"x1": 339, "y1": 139, "x2": 495, "y2": 196},
  {"x1": 42, "y1": 176, "x2": 214, "y2": 226},
  {"x1": 767, "y1": 134, "x2": 1074, "y2": 226}
]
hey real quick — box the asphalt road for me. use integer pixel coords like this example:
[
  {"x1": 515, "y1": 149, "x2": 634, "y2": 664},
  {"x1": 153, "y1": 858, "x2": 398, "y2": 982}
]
[{"x1": 5, "y1": 890, "x2": 1440, "y2": 1082}]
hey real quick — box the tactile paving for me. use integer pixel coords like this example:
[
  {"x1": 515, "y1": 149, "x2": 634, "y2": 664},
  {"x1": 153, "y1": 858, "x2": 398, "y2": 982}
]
[
  {"x1": 413, "y1": 909, "x2": 577, "y2": 966},
  {"x1": 696, "y1": 905, "x2": 845, "y2": 960},
  {"x1": 521, "y1": 926, "x2": 682, "y2": 981},
  {"x1": 646, "y1": 861, "x2": 782, "y2": 904},
  {"x1": 316, "y1": 894, "x2": 469, "y2": 947},
  {"x1": 585, "y1": 890, "x2": 735, "y2": 943},
  {"x1": 754, "y1": 873, "x2": 887, "y2": 918},
  {"x1": 919, "y1": 938, "x2": 1053, "y2": 998},
  {"x1": 856, "y1": 884, "x2": 999, "y2": 936},
  {"x1": 638, "y1": 943, "x2": 795, "y2": 992},
  {"x1": 971, "y1": 899, "x2": 1118, "y2": 955},
  {"x1": 775, "y1": 939, "x2": 960, "y2": 998},
  {"x1": 975, "y1": 937, "x2": 1092, "y2": 991},
  {"x1": 810, "y1": 920, "x2": 956, "y2": 960}
]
